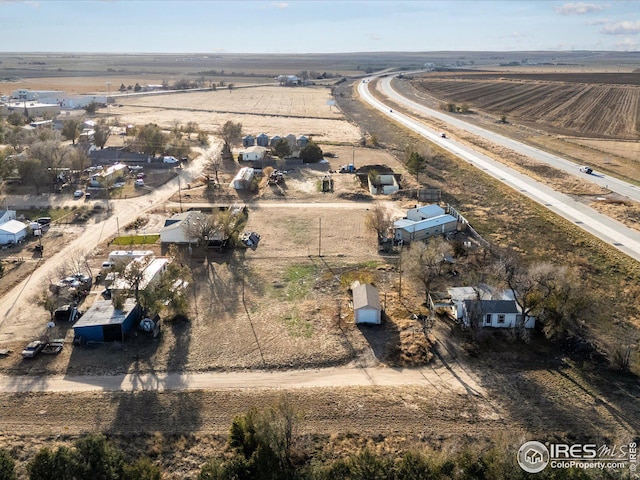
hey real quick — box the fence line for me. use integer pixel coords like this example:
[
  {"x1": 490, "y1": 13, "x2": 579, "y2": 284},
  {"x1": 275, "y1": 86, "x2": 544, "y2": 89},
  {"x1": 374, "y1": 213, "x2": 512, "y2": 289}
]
[{"x1": 447, "y1": 204, "x2": 490, "y2": 248}]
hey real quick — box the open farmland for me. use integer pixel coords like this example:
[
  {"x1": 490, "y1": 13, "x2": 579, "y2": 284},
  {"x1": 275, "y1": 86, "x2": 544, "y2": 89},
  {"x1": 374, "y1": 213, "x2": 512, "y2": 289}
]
[
  {"x1": 412, "y1": 72, "x2": 640, "y2": 139},
  {"x1": 111, "y1": 86, "x2": 362, "y2": 143}
]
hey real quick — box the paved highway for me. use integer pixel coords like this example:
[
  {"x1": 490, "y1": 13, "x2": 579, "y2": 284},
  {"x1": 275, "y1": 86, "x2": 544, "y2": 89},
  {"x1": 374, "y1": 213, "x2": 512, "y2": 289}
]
[
  {"x1": 358, "y1": 77, "x2": 640, "y2": 263},
  {"x1": 379, "y1": 76, "x2": 640, "y2": 202}
]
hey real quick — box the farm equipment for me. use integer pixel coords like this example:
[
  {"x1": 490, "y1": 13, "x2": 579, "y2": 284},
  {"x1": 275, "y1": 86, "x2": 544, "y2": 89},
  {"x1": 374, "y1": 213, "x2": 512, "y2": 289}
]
[{"x1": 268, "y1": 169, "x2": 285, "y2": 185}]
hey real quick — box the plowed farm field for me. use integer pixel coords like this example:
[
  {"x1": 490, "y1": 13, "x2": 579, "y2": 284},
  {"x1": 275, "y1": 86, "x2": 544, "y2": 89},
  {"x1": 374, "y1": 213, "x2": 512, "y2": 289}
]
[{"x1": 412, "y1": 72, "x2": 640, "y2": 139}]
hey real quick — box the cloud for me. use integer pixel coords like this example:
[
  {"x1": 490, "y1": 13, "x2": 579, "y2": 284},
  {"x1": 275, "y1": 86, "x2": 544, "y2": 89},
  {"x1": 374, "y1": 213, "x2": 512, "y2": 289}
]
[
  {"x1": 614, "y1": 37, "x2": 639, "y2": 50},
  {"x1": 367, "y1": 33, "x2": 381, "y2": 41},
  {"x1": 587, "y1": 17, "x2": 610, "y2": 26},
  {"x1": 271, "y1": 1, "x2": 288, "y2": 8},
  {"x1": 601, "y1": 20, "x2": 640, "y2": 35},
  {"x1": 554, "y1": 2, "x2": 608, "y2": 15}
]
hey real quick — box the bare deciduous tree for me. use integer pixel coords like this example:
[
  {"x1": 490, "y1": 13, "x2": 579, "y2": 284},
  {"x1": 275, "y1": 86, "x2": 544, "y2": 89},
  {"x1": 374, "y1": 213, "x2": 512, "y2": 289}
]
[
  {"x1": 404, "y1": 237, "x2": 452, "y2": 303},
  {"x1": 218, "y1": 120, "x2": 243, "y2": 150},
  {"x1": 364, "y1": 204, "x2": 393, "y2": 243},
  {"x1": 497, "y1": 252, "x2": 562, "y2": 332}
]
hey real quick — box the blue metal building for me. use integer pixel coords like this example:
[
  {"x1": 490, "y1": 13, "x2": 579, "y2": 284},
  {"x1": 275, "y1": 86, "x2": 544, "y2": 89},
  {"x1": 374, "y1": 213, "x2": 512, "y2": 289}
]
[{"x1": 73, "y1": 298, "x2": 141, "y2": 342}]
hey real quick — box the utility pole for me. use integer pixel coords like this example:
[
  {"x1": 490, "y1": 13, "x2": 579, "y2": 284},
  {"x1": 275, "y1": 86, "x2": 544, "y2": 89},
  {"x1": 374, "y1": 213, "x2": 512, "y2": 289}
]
[
  {"x1": 318, "y1": 217, "x2": 322, "y2": 257},
  {"x1": 398, "y1": 240, "x2": 403, "y2": 300},
  {"x1": 178, "y1": 174, "x2": 183, "y2": 213}
]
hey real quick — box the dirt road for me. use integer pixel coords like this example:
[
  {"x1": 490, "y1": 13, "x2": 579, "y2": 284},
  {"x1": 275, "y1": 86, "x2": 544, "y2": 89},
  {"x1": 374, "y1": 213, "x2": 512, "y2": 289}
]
[{"x1": 0, "y1": 362, "x2": 486, "y2": 395}]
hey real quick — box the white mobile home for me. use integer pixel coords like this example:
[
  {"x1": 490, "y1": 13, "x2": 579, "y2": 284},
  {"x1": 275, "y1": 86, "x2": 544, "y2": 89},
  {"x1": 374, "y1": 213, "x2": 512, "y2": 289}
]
[{"x1": 108, "y1": 250, "x2": 155, "y2": 265}]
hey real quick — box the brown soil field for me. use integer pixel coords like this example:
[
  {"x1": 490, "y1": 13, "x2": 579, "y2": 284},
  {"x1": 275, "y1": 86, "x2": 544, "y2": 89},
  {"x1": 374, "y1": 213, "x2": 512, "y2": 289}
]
[{"x1": 411, "y1": 72, "x2": 640, "y2": 139}]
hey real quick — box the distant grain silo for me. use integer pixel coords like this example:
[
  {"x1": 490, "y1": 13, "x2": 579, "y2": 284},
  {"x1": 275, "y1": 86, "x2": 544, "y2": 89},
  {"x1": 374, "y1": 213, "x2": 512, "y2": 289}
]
[
  {"x1": 297, "y1": 135, "x2": 309, "y2": 147},
  {"x1": 256, "y1": 133, "x2": 270, "y2": 147},
  {"x1": 270, "y1": 135, "x2": 282, "y2": 147},
  {"x1": 285, "y1": 134, "x2": 297, "y2": 149},
  {"x1": 242, "y1": 135, "x2": 255, "y2": 147}
]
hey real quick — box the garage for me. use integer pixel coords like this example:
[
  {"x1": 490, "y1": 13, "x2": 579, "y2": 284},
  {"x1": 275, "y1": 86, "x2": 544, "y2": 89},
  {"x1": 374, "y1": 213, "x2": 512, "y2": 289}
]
[{"x1": 353, "y1": 283, "x2": 382, "y2": 325}]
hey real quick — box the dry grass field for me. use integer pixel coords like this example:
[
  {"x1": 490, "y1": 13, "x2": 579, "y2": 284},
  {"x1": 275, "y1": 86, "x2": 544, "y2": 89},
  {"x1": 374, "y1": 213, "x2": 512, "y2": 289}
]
[{"x1": 110, "y1": 86, "x2": 363, "y2": 143}]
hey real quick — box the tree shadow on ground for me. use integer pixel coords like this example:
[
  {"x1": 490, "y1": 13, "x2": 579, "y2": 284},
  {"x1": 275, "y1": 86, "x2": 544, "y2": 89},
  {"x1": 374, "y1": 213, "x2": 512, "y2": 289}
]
[{"x1": 357, "y1": 314, "x2": 401, "y2": 365}]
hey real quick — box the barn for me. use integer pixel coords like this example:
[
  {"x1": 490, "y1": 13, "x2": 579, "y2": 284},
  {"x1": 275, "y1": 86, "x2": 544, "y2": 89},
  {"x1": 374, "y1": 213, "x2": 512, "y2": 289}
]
[
  {"x1": 73, "y1": 298, "x2": 141, "y2": 343},
  {"x1": 353, "y1": 283, "x2": 382, "y2": 325}
]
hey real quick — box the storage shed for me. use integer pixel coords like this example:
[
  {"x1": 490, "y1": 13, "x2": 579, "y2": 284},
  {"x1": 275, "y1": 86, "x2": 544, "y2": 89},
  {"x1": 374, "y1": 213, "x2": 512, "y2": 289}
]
[
  {"x1": 353, "y1": 283, "x2": 382, "y2": 325},
  {"x1": 73, "y1": 298, "x2": 141, "y2": 343},
  {"x1": 0, "y1": 220, "x2": 27, "y2": 245}
]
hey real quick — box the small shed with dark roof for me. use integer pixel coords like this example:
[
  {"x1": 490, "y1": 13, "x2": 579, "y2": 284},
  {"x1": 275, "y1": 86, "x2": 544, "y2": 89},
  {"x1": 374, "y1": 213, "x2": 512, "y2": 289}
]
[{"x1": 353, "y1": 283, "x2": 381, "y2": 325}]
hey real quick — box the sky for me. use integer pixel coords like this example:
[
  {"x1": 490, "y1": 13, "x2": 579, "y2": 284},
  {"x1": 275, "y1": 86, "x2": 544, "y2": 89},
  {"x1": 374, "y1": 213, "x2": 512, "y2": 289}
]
[{"x1": 1, "y1": 0, "x2": 640, "y2": 53}]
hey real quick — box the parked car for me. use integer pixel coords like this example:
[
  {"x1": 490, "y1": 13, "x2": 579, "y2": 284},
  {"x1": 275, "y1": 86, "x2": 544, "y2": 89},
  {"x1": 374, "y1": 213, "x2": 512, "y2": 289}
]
[
  {"x1": 74, "y1": 189, "x2": 84, "y2": 198},
  {"x1": 84, "y1": 191, "x2": 91, "y2": 199},
  {"x1": 36, "y1": 217, "x2": 51, "y2": 226},
  {"x1": 135, "y1": 179, "x2": 145, "y2": 187},
  {"x1": 22, "y1": 340, "x2": 45, "y2": 358},
  {"x1": 102, "y1": 261, "x2": 114, "y2": 269},
  {"x1": 579, "y1": 166, "x2": 593, "y2": 174}
]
